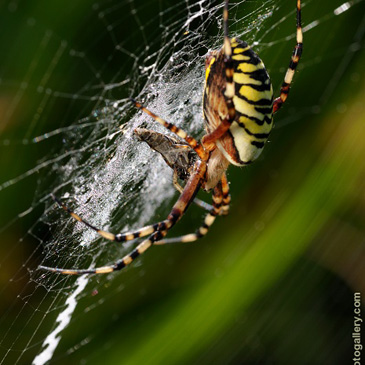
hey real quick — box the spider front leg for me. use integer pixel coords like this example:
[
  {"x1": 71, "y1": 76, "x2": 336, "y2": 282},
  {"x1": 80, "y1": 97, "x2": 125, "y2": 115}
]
[
  {"x1": 39, "y1": 160, "x2": 207, "y2": 275},
  {"x1": 273, "y1": 0, "x2": 303, "y2": 113},
  {"x1": 173, "y1": 170, "x2": 214, "y2": 212},
  {"x1": 130, "y1": 99, "x2": 208, "y2": 160}
]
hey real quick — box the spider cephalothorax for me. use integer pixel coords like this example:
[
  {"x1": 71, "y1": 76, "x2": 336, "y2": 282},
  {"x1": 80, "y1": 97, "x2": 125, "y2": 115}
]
[{"x1": 40, "y1": 0, "x2": 303, "y2": 275}]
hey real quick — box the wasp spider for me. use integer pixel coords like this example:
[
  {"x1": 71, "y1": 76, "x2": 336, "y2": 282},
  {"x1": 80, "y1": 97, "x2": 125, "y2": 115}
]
[{"x1": 39, "y1": 0, "x2": 303, "y2": 275}]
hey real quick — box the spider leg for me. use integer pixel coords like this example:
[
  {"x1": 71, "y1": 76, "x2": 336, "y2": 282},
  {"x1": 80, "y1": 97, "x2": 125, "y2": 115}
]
[
  {"x1": 173, "y1": 170, "x2": 213, "y2": 212},
  {"x1": 273, "y1": 0, "x2": 303, "y2": 114},
  {"x1": 220, "y1": 173, "x2": 231, "y2": 215},
  {"x1": 130, "y1": 98, "x2": 207, "y2": 160},
  {"x1": 202, "y1": 0, "x2": 235, "y2": 150},
  {"x1": 155, "y1": 174, "x2": 230, "y2": 245},
  {"x1": 172, "y1": 169, "x2": 185, "y2": 194},
  {"x1": 50, "y1": 194, "x2": 169, "y2": 243},
  {"x1": 201, "y1": 117, "x2": 232, "y2": 150},
  {"x1": 39, "y1": 160, "x2": 206, "y2": 275},
  {"x1": 222, "y1": 0, "x2": 235, "y2": 118}
]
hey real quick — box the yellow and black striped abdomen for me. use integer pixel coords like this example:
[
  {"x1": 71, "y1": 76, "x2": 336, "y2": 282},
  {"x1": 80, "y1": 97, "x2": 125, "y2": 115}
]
[{"x1": 203, "y1": 38, "x2": 273, "y2": 166}]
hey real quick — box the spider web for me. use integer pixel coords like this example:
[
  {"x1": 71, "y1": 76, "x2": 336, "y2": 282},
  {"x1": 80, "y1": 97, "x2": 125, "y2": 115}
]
[{"x1": 0, "y1": 0, "x2": 364, "y2": 364}]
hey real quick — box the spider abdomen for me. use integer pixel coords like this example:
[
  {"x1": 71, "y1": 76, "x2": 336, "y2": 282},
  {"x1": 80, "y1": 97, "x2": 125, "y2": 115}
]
[{"x1": 203, "y1": 38, "x2": 273, "y2": 166}]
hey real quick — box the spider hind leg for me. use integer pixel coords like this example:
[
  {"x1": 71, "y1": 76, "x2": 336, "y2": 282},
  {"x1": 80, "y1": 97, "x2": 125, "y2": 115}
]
[{"x1": 155, "y1": 174, "x2": 230, "y2": 245}]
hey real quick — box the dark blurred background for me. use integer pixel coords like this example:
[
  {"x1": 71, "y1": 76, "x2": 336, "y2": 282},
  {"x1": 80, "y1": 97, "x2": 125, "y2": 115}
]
[{"x1": 0, "y1": 0, "x2": 364, "y2": 364}]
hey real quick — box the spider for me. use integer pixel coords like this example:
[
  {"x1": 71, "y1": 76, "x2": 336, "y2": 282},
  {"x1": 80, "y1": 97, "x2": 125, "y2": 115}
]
[{"x1": 39, "y1": 0, "x2": 303, "y2": 275}]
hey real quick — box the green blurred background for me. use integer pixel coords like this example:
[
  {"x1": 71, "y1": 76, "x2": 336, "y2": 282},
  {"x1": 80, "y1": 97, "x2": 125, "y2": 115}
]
[{"x1": 0, "y1": 0, "x2": 364, "y2": 364}]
